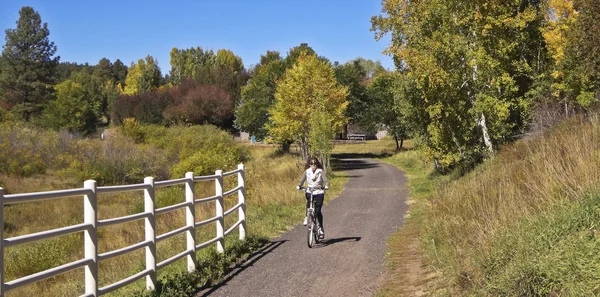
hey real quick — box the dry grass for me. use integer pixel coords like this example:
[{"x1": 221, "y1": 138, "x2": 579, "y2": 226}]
[
  {"x1": 1, "y1": 143, "x2": 349, "y2": 296},
  {"x1": 422, "y1": 115, "x2": 600, "y2": 295}
]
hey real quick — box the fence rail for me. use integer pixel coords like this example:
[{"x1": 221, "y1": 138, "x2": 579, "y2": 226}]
[{"x1": 0, "y1": 164, "x2": 247, "y2": 297}]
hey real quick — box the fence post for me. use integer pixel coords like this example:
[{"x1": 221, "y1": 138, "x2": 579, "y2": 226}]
[
  {"x1": 144, "y1": 177, "x2": 157, "y2": 290},
  {"x1": 0, "y1": 188, "x2": 4, "y2": 297},
  {"x1": 185, "y1": 172, "x2": 196, "y2": 272},
  {"x1": 83, "y1": 180, "x2": 98, "y2": 297},
  {"x1": 215, "y1": 170, "x2": 225, "y2": 253},
  {"x1": 237, "y1": 164, "x2": 246, "y2": 241}
]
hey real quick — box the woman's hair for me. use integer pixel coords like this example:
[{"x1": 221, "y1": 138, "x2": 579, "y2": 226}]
[{"x1": 304, "y1": 157, "x2": 323, "y2": 170}]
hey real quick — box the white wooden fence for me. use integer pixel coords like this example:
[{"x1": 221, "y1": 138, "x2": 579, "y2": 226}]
[{"x1": 0, "y1": 164, "x2": 247, "y2": 297}]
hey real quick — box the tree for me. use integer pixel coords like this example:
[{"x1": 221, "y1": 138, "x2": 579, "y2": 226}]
[
  {"x1": 169, "y1": 46, "x2": 216, "y2": 85},
  {"x1": 235, "y1": 51, "x2": 285, "y2": 139},
  {"x1": 269, "y1": 52, "x2": 348, "y2": 161},
  {"x1": 562, "y1": 0, "x2": 600, "y2": 110},
  {"x1": 366, "y1": 72, "x2": 412, "y2": 150},
  {"x1": 213, "y1": 49, "x2": 248, "y2": 111},
  {"x1": 537, "y1": 0, "x2": 579, "y2": 114},
  {"x1": 334, "y1": 60, "x2": 370, "y2": 136},
  {"x1": 169, "y1": 46, "x2": 248, "y2": 129},
  {"x1": 124, "y1": 56, "x2": 161, "y2": 95},
  {"x1": 56, "y1": 62, "x2": 87, "y2": 83},
  {"x1": 112, "y1": 59, "x2": 128, "y2": 88},
  {"x1": 372, "y1": 0, "x2": 546, "y2": 171},
  {"x1": 235, "y1": 44, "x2": 323, "y2": 140},
  {"x1": 112, "y1": 90, "x2": 172, "y2": 126},
  {"x1": 285, "y1": 43, "x2": 317, "y2": 68},
  {"x1": 40, "y1": 79, "x2": 97, "y2": 134},
  {"x1": 0, "y1": 6, "x2": 59, "y2": 121},
  {"x1": 94, "y1": 58, "x2": 114, "y2": 82},
  {"x1": 308, "y1": 107, "x2": 336, "y2": 170},
  {"x1": 355, "y1": 58, "x2": 386, "y2": 79}
]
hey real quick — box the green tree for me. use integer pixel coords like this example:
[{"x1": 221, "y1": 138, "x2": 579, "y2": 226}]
[
  {"x1": 169, "y1": 46, "x2": 216, "y2": 85},
  {"x1": 308, "y1": 107, "x2": 335, "y2": 170},
  {"x1": 562, "y1": 0, "x2": 600, "y2": 110},
  {"x1": 214, "y1": 49, "x2": 248, "y2": 110},
  {"x1": 93, "y1": 58, "x2": 114, "y2": 82},
  {"x1": 56, "y1": 62, "x2": 86, "y2": 83},
  {"x1": 334, "y1": 60, "x2": 370, "y2": 135},
  {"x1": 169, "y1": 46, "x2": 248, "y2": 128},
  {"x1": 269, "y1": 52, "x2": 348, "y2": 160},
  {"x1": 112, "y1": 59, "x2": 128, "y2": 88},
  {"x1": 355, "y1": 58, "x2": 386, "y2": 79},
  {"x1": 124, "y1": 56, "x2": 161, "y2": 95},
  {"x1": 284, "y1": 43, "x2": 317, "y2": 68},
  {"x1": 0, "y1": 6, "x2": 59, "y2": 122},
  {"x1": 235, "y1": 44, "x2": 322, "y2": 140},
  {"x1": 372, "y1": 0, "x2": 546, "y2": 171},
  {"x1": 366, "y1": 72, "x2": 412, "y2": 150},
  {"x1": 235, "y1": 51, "x2": 285, "y2": 139},
  {"x1": 40, "y1": 79, "x2": 97, "y2": 134}
]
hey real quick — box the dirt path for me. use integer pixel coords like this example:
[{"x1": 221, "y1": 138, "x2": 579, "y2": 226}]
[{"x1": 196, "y1": 157, "x2": 408, "y2": 297}]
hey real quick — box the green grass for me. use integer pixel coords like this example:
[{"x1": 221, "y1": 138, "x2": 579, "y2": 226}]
[{"x1": 475, "y1": 194, "x2": 600, "y2": 296}]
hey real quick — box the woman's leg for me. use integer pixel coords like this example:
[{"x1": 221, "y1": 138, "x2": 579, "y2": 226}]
[
  {"x1": 305, "y1": 192, "x2": 311, "y2": 216},
  {"x1": 314, "y1": 194, "x2": 325, "y2": 229}
]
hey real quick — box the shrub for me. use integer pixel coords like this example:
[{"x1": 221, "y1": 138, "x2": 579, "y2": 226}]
[
  {"x1": 112, "y1": 90, "x2": 172, "y2": 126},
  {"x1": 139, "y1": 124, "x2": 248, "y2": 178},
  {"x1": 0, "y1": 122, "x2": 62, "y2": 177},
  {"x1": 163, "y1": 80, "x2": 233, "y2": 127},
  {"x1": 63, "y1": 136, "x2": 169, "y2": 185},
  {"x1": 160, "y1": 125, "x2": 248, "y2": 178},
  {"x1": 132, "y1": 236, "x2": 268, "y2": 297},
  {"x1": 121, "y1": 117, "x2": 145, "y2": 143},
  {"x1": 170, "y1": 143, "x2": 247, "y2": 177}
]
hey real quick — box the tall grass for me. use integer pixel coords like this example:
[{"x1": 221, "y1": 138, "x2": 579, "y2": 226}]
[{"x1": 421, "y1": 115, "x2": 600, "y2": 295}]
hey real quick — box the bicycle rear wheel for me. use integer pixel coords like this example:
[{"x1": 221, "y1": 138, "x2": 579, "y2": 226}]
[{"x1": 307, "y1": 212, "x2": 315, "y2": 248}]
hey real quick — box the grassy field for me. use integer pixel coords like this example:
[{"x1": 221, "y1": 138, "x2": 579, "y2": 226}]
[
  {"x1": 0, "y1": 143, "x2": 348, "y2": 297},
  {"x1": 374, "y1": 116, "x2": 600, "y2": 296}
]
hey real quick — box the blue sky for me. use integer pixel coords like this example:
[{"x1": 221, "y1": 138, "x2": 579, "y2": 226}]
[{"x1": 0, "y1": 0, "x2": 393, "y2": 72}]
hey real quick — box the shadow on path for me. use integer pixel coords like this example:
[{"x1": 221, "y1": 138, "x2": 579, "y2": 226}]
[
  {"x1": 317, "y1": 236, "x2": 362, "y2": 248},
  {"x1": 196, "y1": 240, "x2": 288, "y2": 296},
  {"x1": 331, "y1": 158, "x2": 380, "y2": 171}
]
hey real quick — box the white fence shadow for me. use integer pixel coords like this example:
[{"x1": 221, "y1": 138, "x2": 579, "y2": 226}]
[{"x1": 0, "y1": 164, "x2": 247, "y2": 297}]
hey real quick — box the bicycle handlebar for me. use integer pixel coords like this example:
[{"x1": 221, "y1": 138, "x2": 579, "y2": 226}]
[{"x1": 297, "y1": 186, "x2": 327, "y2": 191}]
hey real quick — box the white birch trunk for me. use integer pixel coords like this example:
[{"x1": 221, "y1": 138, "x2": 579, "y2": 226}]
[{"x1": 471, "y1": 29, "x2": 494, "y2": 154}]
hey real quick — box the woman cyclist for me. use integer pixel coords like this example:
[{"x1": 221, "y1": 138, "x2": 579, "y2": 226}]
[{"x1": 296, "y1": 157, "x2": 329, "y2": 239}]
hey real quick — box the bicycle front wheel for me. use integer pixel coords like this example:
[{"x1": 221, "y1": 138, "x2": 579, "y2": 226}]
[{"x1": 307, "y1": 212, "x2": 315, "y2": 248}]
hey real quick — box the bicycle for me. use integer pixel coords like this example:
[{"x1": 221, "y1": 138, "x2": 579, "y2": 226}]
[{"x1": 298, "y1": 186, "x2": 324, "y2": 248}]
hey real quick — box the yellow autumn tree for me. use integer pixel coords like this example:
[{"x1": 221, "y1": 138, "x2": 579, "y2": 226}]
[
  {"x1": 269, "y1": 52, "x2": 348, "y2": 161},
  {"x1": 541, "y1": 0, "x2": 578, "y2": 99},
  {"x1": 123, "y1": 56, "x2": 161, "y2": 95}
]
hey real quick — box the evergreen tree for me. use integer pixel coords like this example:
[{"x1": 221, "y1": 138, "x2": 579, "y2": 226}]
[{"x1": 0, "y1": 6, "x2": 59, "y2": 121}]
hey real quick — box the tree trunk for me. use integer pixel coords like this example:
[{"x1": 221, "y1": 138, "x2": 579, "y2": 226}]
[
  {"x1": 478, "y1": 113, "x2": 493, "y2": 153},
  {"x1": 281, "y1": 141, "x2": 292, "y2": 154},
  {"x1": 301, "y1": 137, "x2": 309, "y2": 161},
  {"x1": 470, "y1": 14, "x2": 494, "y2": 154}
]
